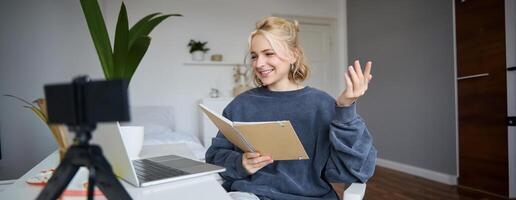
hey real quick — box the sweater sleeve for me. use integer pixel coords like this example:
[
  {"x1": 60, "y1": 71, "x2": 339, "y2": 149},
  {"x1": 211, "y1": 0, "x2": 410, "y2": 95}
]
[
  {"x1": 205, "y1": 132, "x2": 250, "y2": 180},
  {"x1": 324, "y1": 103, "x2": 377, "y2": 183}
]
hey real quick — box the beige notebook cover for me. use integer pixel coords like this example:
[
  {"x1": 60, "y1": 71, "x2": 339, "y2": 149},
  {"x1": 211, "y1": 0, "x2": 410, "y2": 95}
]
[{"x1": 199, "y1": 104, "x2": 309, "y2": 160}]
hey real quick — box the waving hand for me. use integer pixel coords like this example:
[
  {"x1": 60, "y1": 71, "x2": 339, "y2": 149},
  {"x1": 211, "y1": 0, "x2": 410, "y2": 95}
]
[{"x1": 336, "y1": 60, "x2": 373, "y2": 107}]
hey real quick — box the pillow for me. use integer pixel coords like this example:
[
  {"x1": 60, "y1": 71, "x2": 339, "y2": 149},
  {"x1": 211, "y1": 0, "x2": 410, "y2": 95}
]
[{"x1": 121, "y1": 106, "x2": 175, "y2": 135}]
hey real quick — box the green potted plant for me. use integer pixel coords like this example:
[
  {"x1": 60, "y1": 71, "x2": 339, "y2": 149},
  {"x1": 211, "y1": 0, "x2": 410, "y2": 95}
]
[
  {"x1": 79, "y1": 0, "x2": 181, "y2": 152},
  {"x1": 188, "y1": 39, "x2": 210, "y2": 61},
  {"x1": 80, "y1": 0, "x2": 182, "y2": 83}
]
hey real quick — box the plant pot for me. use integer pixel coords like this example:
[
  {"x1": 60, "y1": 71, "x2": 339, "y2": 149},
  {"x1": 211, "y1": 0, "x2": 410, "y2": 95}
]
[
  {"x1": 191, "y1": 51, "x2": 205, "y2": 61},
  {"x1": 58, "y1": 147, "x2": 67, "y2": 161}
]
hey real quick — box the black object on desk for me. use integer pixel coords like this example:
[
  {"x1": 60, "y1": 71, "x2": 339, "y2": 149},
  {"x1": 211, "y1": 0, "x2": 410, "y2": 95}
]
[{"x1": 37, "y1": 76, "x2": 132, "y2": 200}]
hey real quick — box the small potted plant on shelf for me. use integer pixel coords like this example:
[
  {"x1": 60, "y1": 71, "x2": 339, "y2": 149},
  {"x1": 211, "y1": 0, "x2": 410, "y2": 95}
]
[{"x1": 188, "y1": 39, "x2": 210, "y2": 61}]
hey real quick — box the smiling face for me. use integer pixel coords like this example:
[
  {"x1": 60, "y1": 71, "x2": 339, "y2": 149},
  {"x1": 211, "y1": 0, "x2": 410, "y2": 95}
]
[{"x1": 250, "y1": 34, "x2": 295, "y2": 90}]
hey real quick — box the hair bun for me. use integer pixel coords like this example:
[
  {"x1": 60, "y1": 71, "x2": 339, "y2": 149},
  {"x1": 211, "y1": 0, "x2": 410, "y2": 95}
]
[{"x1": 293, "y1": 20, "x2": 300, "y2": 32}]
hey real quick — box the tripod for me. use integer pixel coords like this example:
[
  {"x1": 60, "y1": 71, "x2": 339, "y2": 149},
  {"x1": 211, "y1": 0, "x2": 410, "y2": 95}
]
[{"x1": 36, "y1": 125, "x2": 132, "y2": 200}]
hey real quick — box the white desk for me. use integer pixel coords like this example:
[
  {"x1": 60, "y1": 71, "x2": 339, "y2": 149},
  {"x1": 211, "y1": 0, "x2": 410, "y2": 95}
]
[{"x1": 1, "y1": 143, "x2": 232, "y2": 200}]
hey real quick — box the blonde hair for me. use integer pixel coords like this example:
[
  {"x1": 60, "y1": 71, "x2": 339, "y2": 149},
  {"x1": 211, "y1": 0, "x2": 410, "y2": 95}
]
[{"x1": 248, "y1": 16, "x2": 310, "y2": 86}]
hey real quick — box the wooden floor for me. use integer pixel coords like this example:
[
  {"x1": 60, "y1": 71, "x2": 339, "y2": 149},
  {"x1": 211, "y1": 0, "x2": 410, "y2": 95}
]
[{"x1": 332, "y1": 166, "x2": 511, "y2": 200}]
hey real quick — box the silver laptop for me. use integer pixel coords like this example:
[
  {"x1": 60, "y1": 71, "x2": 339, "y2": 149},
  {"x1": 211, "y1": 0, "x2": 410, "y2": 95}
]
[{"x1": 91, "y1": 122, "x2": 225, "y2": 187}]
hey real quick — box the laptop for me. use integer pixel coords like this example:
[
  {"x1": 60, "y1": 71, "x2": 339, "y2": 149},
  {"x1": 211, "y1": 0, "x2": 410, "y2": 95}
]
[{"x1": 91, "y1": 122, "x2": 225, "y2": 187}]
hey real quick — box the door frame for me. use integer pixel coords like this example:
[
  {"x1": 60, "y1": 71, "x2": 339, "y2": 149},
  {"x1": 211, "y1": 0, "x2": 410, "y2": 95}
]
[
  {"x1": 452, "y1": 0, "x2": 460, "y2": 184},
  {"x1": 505, "y1": 0, "x2": 516, "y2": 197},
  {"x1": 272, "y1": 14, "x2": 341, "y2": 96}
]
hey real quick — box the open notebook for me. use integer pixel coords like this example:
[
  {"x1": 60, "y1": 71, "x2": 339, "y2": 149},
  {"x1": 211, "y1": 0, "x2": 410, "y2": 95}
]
[{"x1": 199, "y1": 104, "x2": 309, "y2": 160}]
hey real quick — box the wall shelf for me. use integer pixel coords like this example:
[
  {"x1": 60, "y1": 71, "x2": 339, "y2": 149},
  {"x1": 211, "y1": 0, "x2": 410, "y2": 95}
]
[{"x1": 183, "y1": 61, "x2": 245, "y2": 66}]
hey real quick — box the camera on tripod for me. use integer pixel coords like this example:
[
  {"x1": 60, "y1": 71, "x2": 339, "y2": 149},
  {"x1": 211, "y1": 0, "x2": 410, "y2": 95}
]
[{"x1": 37, "y1": 76, "x2": 132, "y2": 200}]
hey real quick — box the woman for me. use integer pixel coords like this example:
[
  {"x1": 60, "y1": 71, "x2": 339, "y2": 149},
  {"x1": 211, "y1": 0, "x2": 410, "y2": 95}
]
[{"x1": 205, "y1": 16, "x2": 376, "y2": 200}]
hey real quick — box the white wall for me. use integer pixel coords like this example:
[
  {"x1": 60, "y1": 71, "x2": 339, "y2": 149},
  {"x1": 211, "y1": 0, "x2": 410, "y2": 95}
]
[
  {"x1": 347, "y1": 0, "x2": 457, "y2": 176},
  {"x1": 505, "y1": 0, "x2": 516, "y2": 197},
  {"x1": 0, "y1": 0, "x2": 102, "y2": 180},
  {"x1": 0, "y1": 0, "x2": 346, "y2": 180}
]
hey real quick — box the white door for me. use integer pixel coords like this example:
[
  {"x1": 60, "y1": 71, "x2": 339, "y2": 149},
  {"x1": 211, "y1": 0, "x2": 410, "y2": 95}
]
[{"x1": 298, "y1": 23, "x2": 336, "y2": 95}]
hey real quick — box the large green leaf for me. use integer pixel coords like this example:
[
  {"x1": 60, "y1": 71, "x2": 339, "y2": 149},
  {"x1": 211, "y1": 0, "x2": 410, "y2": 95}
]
[
  {"x1": 80, "y1": 0, "x2": 181, "y2": 83},
  {"x1": 129, "y1": 14, "x2": 180, "y2": 47},
  {"x1": 79, "y1": 0, "x2": 114, "y2": 78},
  {"x1": 128, "y1": 12, "x2": 161, "y2": 47},
  {"x1": 112, "y1": 3, "x2": 129, "y2": 79},
  {"x1": 125, "y1": 36, "x2": 151, "y2": 81}
]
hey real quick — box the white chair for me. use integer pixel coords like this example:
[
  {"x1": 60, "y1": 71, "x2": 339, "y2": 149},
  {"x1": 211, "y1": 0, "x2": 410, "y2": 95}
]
[{"x1": 343, "y1": 183, "x2": 366, "y2": 200}]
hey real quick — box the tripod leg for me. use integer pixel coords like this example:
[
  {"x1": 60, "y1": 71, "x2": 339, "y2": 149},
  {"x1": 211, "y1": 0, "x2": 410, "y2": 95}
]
[
  {"x1": 36, "y1": 149, "x2": 80, "y2": 200},
  {"x1": 87, "y1": 167, "x2": 96, "y2": 200},
  {"x1": 90, "y1": 145, "x2": 132, "y2": 200}
]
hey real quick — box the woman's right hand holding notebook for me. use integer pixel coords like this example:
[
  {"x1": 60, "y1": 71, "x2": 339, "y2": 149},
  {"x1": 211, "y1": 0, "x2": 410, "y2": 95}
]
[{"x1": 242, "y1": 152, "x2": 274, "y2": 175}]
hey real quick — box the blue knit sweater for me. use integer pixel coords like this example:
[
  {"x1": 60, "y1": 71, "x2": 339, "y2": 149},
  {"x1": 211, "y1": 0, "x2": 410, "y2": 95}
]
[{"x1": 205, "y1": 86, "x2": 376, "y2": 200}]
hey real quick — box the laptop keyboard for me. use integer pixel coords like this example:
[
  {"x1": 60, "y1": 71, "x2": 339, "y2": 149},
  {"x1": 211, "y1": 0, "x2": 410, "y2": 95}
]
[{"x1": 132, "y1": 159, "x2": 189, "y2": 183}]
